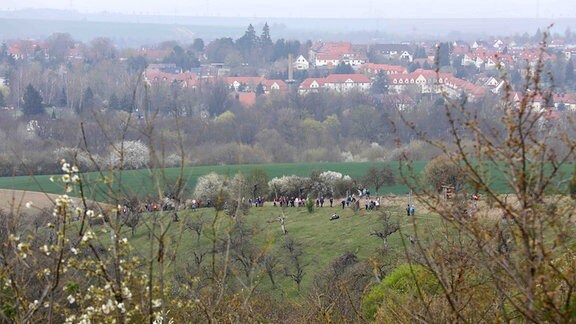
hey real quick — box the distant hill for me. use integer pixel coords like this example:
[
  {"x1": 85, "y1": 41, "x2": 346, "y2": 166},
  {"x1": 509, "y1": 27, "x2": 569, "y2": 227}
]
[{"x1": 0, "y1": 9, "x2": 574, "y2": 45}]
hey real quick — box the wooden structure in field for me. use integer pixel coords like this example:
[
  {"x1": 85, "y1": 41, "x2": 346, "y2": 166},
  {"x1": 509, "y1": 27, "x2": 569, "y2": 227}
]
[{"x1": 442, "y1": 185, "x2": 455, "y2": 200}]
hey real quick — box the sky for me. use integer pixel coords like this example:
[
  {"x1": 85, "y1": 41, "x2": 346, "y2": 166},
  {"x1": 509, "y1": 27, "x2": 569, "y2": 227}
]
[{"x1": 2, "y1": 0, "x2": 575, "y2": 19}]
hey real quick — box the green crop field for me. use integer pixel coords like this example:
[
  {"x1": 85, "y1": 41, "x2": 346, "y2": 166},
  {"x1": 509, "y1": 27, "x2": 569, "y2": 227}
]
[
  {"x1": 0, "y1": 161, "x2": 572, "y2": 203},
  {"x1": 0, "y1": 162, "x2": 426, "y2": 201}
]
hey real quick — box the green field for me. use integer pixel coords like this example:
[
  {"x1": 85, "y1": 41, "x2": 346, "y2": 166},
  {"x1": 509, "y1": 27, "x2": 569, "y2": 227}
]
[
  {"x1": 0, "y1": 161, "x2": 572, "y2": 203},
  {"x1": 0, "y1": 162, "x2": 424, "y2": 201}
]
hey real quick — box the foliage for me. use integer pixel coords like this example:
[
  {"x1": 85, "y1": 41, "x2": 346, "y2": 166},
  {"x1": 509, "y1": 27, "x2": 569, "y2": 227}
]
[
  {"x1": 108, "y1": 140, "x2": 150, "y2": 169},
  {"x1": 362, "y1": 264, "x2": 439, "y2": 320},
  {"x1": 22, "y1": 83, "x2": 44, "y2": 116},
  {"x1": 333, "y1": 62, "x2": 354, "y2": 74},
  {"x1": 423, "y1": 155, "x2": 465, "y2": 193},
  {"x1": 570, "y1": 163, "x2": 576, "y2": 199},
  {"x1": 362, "y1": 165, "x2": 395, "y2": 194},
  {"x1": 192, "y1": 172, "x2": 229, "y2": 203}
]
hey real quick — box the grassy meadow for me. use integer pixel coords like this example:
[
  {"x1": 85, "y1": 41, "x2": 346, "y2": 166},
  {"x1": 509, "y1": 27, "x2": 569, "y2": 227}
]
[{"x1": 111, "y1": 198, "x2": 440, "y2": 296}]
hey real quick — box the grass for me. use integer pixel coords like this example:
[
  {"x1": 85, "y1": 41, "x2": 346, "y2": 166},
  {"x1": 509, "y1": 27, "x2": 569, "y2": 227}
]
[{"x1": 109, "y1": 198, "x2": 441, "y2": 296}]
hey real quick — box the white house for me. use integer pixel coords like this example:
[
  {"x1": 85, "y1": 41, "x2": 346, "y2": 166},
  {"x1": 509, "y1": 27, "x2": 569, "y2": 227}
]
[{"x1": 294, "y1": 55, "x2": 310, "y2": 70}]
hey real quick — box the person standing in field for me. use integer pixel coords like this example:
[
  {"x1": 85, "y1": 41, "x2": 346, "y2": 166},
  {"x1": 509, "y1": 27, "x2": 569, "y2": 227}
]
[{"x1": 279, "y1": 217, "x2": 287, "y2": 235}]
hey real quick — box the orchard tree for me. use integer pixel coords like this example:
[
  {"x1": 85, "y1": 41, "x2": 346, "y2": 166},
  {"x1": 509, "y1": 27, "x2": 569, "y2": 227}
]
[
  {"x1": 245, "y1": 168, "x2": 269, "y2": 200},
  {"x1": 22, "y1": 83, "x2": 44, "y2": 116},
  {"x1": 362, "y1": 165, "x2": 395, "y2": 194},
  {"x1": 423, "y1": 154, "x2": 465, "y2": 193},
  {"x1": 193, "y1": 172, "x2": 230, "y2": 204},
  {"x1": 108, "y1": 140, "x2": 150, "y2": 169}
]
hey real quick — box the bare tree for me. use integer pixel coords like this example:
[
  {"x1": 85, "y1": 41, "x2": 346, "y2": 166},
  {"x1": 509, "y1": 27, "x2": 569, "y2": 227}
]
[
  {"x1": 369, "y1": 210, "x2": 400, "y2": 250},
  {"x1": 282, "y1": 237, "x2": 306, "y2": 293},
  {"x1": 394, "y1": 32, "x2": 576, "y2": 322}
]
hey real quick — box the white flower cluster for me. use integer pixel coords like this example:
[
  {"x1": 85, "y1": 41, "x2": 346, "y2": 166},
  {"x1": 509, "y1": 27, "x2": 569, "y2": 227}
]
[
  {"x1": 81, "y1": 231, "x2": 95, "y2": 242},
  {"x1": 319, "y1": 171, "x2": 344, "y2": 184}
]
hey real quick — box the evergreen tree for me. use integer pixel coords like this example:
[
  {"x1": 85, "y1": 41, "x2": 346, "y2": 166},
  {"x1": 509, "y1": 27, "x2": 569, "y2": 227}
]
[
  {"x1": 236, "y1": 24, "x2": 259, "y2": 63},
  {"x1": 3, "y1": 70, "x2": 10, "y2": 87},
  {"x1": 57, "y1": 86, "x2": 67, "y2": 107},
  {"x1": 128, "y1": 55, "x2": 148, "y2": 73},
  {"x1": 260, "y1": 22, "x2": 274, "y2": 63},
  {"x1": 0, "y1": 90, "x2": 5, "y2": 107},
  {"x1": 370, "y1": 71, "x2": 389, "y2": 95},
  {"x1": 0, "y1": 43, "x2": 7, "y2": 58},
  {"x1": 109, "y1": 93, "x2": 119, "y2": 110},
  {"x1": 408, "y1": 62, "x2": 421, "y2": 72},
  {"x1": 260, "y1": 23, "x2": 273, "y2": 47},
  {"x1": 120, "y1": 94, "x2": 134, "y2": 112},
  {"x1": 81, "y1": 87, "x2": 95, "y2": 111},
  {"x1": 334, "y1": 62, "x2": 354, "y2": 74},
  {"x1": 192, "y1": 38, "x2": 205, "y2": 52},
  {"x1": 566, "y1": 59, "x2": 574, "y2": 83},
  {"x1": 434, "y1": 42, "x2": 451, "y2": 68},
  {"x1": 164, "y1": 45, "x2": 200, "y2": 71},
  {"x1": 255, "y1": 83, "x2": 265, "y2": 97},
  {"x1": 22, "y1": 83, "x2": 44, "y2": 116},
  {"x1": 414, "y1": 46, "x2": 427, "y2": 59}
]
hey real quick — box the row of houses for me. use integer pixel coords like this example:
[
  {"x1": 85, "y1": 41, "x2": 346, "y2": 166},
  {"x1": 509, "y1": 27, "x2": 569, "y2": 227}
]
[{"x1": 145, "y1": 62, "x2": 576, "y2": 109}]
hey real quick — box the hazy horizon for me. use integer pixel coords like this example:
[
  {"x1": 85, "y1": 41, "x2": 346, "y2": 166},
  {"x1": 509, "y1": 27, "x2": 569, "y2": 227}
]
[{"x1": 2, "y1": 0, "x2": 575, "y2": 19}]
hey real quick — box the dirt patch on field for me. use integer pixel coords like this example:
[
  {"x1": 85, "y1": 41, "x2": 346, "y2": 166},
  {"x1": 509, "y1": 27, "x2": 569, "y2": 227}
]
[{"x1": 0, "y1": 189, "x2": 103, "y2": 214}]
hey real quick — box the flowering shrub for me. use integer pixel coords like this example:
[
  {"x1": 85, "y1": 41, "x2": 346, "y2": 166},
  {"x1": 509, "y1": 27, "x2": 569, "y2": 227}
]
[{"x1": 108, "y1": 140, "x2": 150, "y2": 169}]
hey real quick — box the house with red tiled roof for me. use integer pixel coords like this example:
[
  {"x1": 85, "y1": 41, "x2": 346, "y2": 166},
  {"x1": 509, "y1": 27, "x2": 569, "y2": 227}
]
[
  {"x1": 452, "y1": 43, "x2": 470, "y2": 56},
  {"x1": 309, "y1": 41, "x2": 367, "y2": 68},
  {"x1": 227, "y1": 76, "x2": 264, "y2": 92},
  {"x1": 231, "y1": 92, "x2": 257, "y2": 107},
  {"x1": 554, "y1": 93, "x2": 576, "y2": 111},
  {"x1": 443, "y1": 77, "x2": 486, "y2": 102},
  {"x1": 369, "y1": 44, "x2": 414, "y2": 62},
  {"x1": 298, "y1": 74, "x2": 370, "y2": 94},
  {"x1": 226, "y1": 77, "x2": 288, "y2": 94},
  {"x1": 324, "y1": 74, "x2": 371, "y2": 92},
  {"x1": 550, "y1": 39, "x2": 566, "y2": 48},
  {"x1": 358, "y1": 63, "x2": 407, "y2": 76},
  {"x1": 298, "y1": 78, "x2": 325, "y2": 94},
  {"x1": 143, "y1": 68, "x2": 205, "y2": 89},
  {"x1": 506, "y1": 92, "x2": 576, "y2": 112},
  {"x1": 462, "y1": 49, "x2": 514, "y2": 70},
  {"x1": 261, "y1": 79, "x2": 289, "y2": 92},
  {"x1": 387, "y1": 69, "x2": 486, "y2": 101},
  {"x1": 564, "y1": 48, "x2": 576, "y2": 60},
  {"x1": 388, "y1": 69, "x2": 450, "y2": 94},
  {"x1": 513, "y1": 49, "x2": 553, "y2": 65}
]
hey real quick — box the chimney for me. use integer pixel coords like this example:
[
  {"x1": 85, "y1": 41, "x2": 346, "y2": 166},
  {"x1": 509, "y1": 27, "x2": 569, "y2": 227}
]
[{"x1": 287, "y1": 53, "x2": 294, "y2": 83}]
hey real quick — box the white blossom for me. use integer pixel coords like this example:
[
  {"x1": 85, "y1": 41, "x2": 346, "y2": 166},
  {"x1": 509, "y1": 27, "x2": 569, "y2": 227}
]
[{"x1": 67, "y1": 295, "x2": 76, "y2": 304}]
